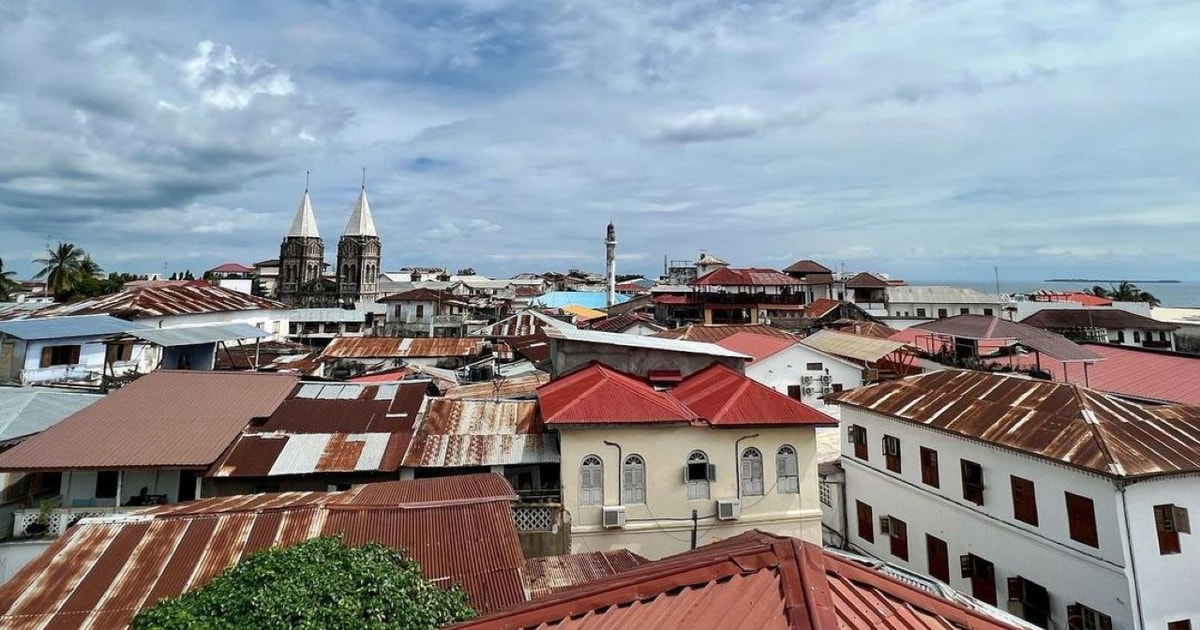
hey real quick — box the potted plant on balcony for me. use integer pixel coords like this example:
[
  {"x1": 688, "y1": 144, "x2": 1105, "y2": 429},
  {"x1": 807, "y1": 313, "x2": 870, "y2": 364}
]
[{"x1": 23, "y1": 499, "x2": 55, "y2": 536}]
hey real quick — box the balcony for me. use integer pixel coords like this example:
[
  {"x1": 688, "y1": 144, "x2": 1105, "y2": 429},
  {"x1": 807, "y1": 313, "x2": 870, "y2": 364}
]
[
  {"x1": 1142, "y1": 339, "x2": 1172, "y2": 349},
  {"x1": 12, "y1": 504, "x2": 144, "y2": 539},
  {"x1": 696, "y1": 292, "x2": 808, "y2": 306}
]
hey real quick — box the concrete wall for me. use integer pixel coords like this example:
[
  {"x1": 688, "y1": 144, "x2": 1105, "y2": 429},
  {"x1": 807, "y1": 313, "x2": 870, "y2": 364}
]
[
  {"x1": 888, "y1": 302, "x2": 1000, "y2": 319},
  {"x1": 1123, "y1": 476, "x2": 1200, "y2": 629},
  {"x1": 138, "y1": 309, "x2": 291, "y2": 342},
  {"x1": 840, "y1": 406, "x2": 1133, "y2": 629},
  {"x1": 0, "y1": 540, "x2": 54, "y2": 584},
  {"x1": 552, "y1": 339, "x2": 744, "y2": 379},
  {"x1": 558, "y1": 424, "x2": 822, "y2": 560},
  {"x1": 743, "y1": 345, "x2": 862, "y2": 409}
]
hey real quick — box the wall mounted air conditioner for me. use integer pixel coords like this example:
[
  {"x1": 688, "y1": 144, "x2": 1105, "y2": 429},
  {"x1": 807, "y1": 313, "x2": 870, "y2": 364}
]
[
  {"x1": 803, "y1": 387, "x2": 814, "y2": 396},
  {"x1": 802, "y1": 375, "x2": 814, "y2": 385},
  {"x1": 821, "y1": 386, "x2": 833, "y2": 394},
  {"x1": 602, "y1": 505, "x2": 627, "y2": 529},
  {"x1": 820, "y1": 375, "x2": 833, "y2": 384},
  {"x1": 716, "y1": 498, "x2": 741, "y2": 521}
]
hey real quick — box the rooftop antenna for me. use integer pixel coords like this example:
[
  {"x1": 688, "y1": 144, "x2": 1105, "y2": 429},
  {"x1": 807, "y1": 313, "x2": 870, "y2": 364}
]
[
  {"x1": 361, "y1": 167, "x2": 367, "y2": 190},
  {"x1": 305, "y1": 170, "x2": 310, "y2": 192}
]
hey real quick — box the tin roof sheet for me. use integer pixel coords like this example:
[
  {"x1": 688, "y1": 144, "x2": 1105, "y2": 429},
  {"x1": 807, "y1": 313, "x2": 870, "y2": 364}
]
[
  {"x1": 715, "y1": 331, "x2": 797, "y2": 361},
  {"x1": 886, "y1": 285, "x2": 1002, "y2": 305},
  {"x1": 907, "y1": 315, "x2": 1103, "y2": 362},
  {"x1": 1054, "y1": 344, "x2": 1200, "y2": 404},
  {"x1": 452, "y1": 531, "x2": 1021, "y2": 630},
  {"x1": 0, "y1": 475, "x2": 525, "y2": 627},
  {"x1": 122, "y1": 322, "x2": 270, "y2": 346},
  {"x1": 403, "y1": 399, "x2": 558, "y2": 467},
  {"x1": 652, "y1": 324, "x2": 796, "y2": 344},
  {"x1": 544, "y1": 326, "x2": 749, "y2": 358},
  {"x1": 782, "y1": 259, "x2": 833, "y2": 274},
  {"x1": 321, "y1": 337, "x2": 482, "y2": 359},
  {"x1": 31, "y1": 282, "x2": 287, "y2": 318},
  {"x1": 585, "y1": 312, "x2": 664, "y2": 334},
  {"x1": 471, "y1": 310, "x2": 575, "y2": 338},
  {"x1": 442, "y1": 372, "x2": 550, "y2": 400},
  {"x1": 844, "y1": 272, "x2": 891, "y2": 288},
  {"x1": 524, "y1": 551, "x2": 651, "y2": 599},
  {"x1": 693, "y1": 267, "x2": 802, "y2": 287},
  {"x1": 534, "y1": 292, "x2": 629, "y2": 309},
  {"x1": 0, "y1": 389, "x2": 103, "y2": 444},
  {"x1": 1021, "y1": 309, "x2": 1177, "y2": 331},
  {"x1": 0, "y1": 315, "x2": 148, "y2": 340},
  {"x1": 0, "y1": 371, "x2": 299, "y2": 471},
  {"x1": 669, "y1": 363, "x2": 837, "y2": 427},
  {"x1": 209, "y1": 381, "x2": 426, "y2": 477},
  {"x1": 539, "y1": 362, "x2": 699, "y2": 425},
  {"x1": 829, "y1": 369, "x2": 1200, "y2": 479},
  {"x1": 801, "y1": 329, "x2": 911, "y2": 364}
]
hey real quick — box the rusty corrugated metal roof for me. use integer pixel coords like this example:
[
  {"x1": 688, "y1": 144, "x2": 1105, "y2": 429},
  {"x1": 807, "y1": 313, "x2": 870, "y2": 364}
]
[
  {"x1": 652, "y1": 324, "x2": 796, "y2": 344},
  {"x1": 525, "y1": 551, "x2": 650, "y2": 599},
  {"x1": 0, "y1": 474, "x2": 525, "y2": 628},
  {"x1": 442, "y1": 372, "x2": 550, "y2": 400},
  {"x1": 321, "y1": 337, "x2": 483, "y2": 359},
  {"x1": 0, "y1": 371, "x2": 299, "y2": 471},
  {"x1": 471, "y1": 310, "x2": 574, "y2": 338},
  {"x1": 403, "y1": 399, "x2": 558, "y2": 467},
  {"x1": 209, "y1": 381, "x2": 426, "y2": 477},
  {"x1": 452, "y1": 530, "x2": 1021, "y2": 630},
  {"x1": 31, "y1": 281, "x2": 287, "y2": 318},
  {"x1": 830, "y1": 369, "x2": 1200, "y2": 479},
  {"x1": 693, "y1": 267, "x2": 802, "y2": 287},
  {"x1": 907, "y1": 314, "x2": 1102, "y2": 362}
]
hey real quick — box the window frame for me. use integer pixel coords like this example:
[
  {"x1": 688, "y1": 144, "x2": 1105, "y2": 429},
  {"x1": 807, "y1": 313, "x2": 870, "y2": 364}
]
[
  {"x1": 1067, "y1": 602, "x2": 1113, "y2": 630},
  {"x1": 95, "y1": 470, "x2": 119, "y2": 500},
  {"x1": 685, "y1": 450, "x2": 712, "y2": 501},
  {"x1": 856, "y1": 500, "x2": 874, "y2": 543},
  {"x1": 920, "y1": 447, "x2": 940, "y2": 488},
  {"x1": 579, "y1": 455, "x2": 604, "y2": 507},
  {"x1": 882, "y1": 435, "x2": 901, "y2": 473},
  {"x1": 926, "y1": 534, "x2": 949, "y2": 582},
  {"x1": 622, "y1": 454, "x2": 646, "y2": 505},
  {"x1": 740, "y1": 448, "x2": 764, "y2": 497},
  {"x1": 40, "y1": 344, "x2": 82, "y2": 368},
  {"x1": 887, "y1": 516, "x2": 908, "y2": 560},
  {"x1": 1011, "y1": 475, "x2": 1039, "y2": 526},
  {"x1": 776, "y1": 445, "x2": 799, "y2": 494},
  {"x1": 1153, "y1": 503, "x2": 1189, "y2": 555},
  {"x1": 1065, "y1": 492, "x2": 1099, "y2": 548},
  {"x1": 848, "y1": 425, "x2": 868, "y2": 460},
  {"x1": 916, "y1": 308, "x2": 927, "y2": 318},
  {"x1": 961, "y1": 459, "x2": 984, "y2": 505}
]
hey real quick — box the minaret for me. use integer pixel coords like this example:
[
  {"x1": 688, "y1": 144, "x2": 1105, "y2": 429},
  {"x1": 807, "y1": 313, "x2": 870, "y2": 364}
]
[
  {"x1": 278, "y1": 174, "x2": 325, "y2": 305},
  {"x1": 605, "y1": 221, "x2": 617, "y2": 308},
  {"x1": 336, "y1": 169, "x2": 382, "y2": 303}
]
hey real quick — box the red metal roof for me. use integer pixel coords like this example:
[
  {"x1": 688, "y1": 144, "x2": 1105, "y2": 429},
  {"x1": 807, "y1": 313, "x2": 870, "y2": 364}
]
[
  {"x1": 1049, "y1": 344, "x2": 1200, "y2": 405},
  {"x1": 716, "y1": 331, "x2": 796, "y2": 361},
  {"x1": 347, "y1": 367, "x2": 411, "y2": 382},
  {"x1": 539, "y1": 363, "x2": 698, "y2": 425},
  {"x1": 652, "y1": 323, "x2": 796, "y2": 343},
  {"x1": 0, "y1": 371, "x2": 298, "y2": 471},
  {"x1": 805, "y1": 298, "x2": 842, "y2": 318},
  {"x1": 586, "y1": 312, "x2": 663, "y2": 334},
  {"x1": 452, "y1": 531, "x2": 1020, "y2": 630},
  {"x1": 668, "y1": 363, "x2": 836, "y2": 427},
  {"x1": 830, "y1": 369, "x2": 1200, "y2": 479},
  {"x1": 782, "y1": 259, "x2": 832, "y2": 274},
  {"x1": 402, "y1": 399, "x2": 558, "y2": 467},
  {"x1": 31, "y1": 281, "x2": 286, "y2": 318},
  {"x1": 524, "y1": 551, "x2": 651, "y2": 599},
  {"x1": 1021, "y1": 308, "x2": 1176, "y2": 331},
  {"x1": 693, "y1": 267, "x2": 803, "y2": 287},
  {"x1": 206, "y1": 262, "x2": 255, "y2": 274},
  {"x1": 0, "y1": 475, "x2": 525, "y2": 627},
  {"x1": 843, "y1": 272, "x2": 890, "y2": 288},
  {"x1": 321, "y1": 337, "x2": 482, "y2": 359}
]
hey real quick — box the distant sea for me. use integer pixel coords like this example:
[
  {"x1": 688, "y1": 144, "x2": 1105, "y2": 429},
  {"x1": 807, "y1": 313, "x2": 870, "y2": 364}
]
[{"x1": 912, "y1": 280, "x2": 1200, "y2": 308}]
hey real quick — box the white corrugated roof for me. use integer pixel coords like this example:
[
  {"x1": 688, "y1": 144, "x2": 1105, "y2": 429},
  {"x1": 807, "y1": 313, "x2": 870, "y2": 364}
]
[
  {"x1": 543, "y1": 326, "x2": 750, "y2": 358},
  {"x1": 885, "y1": 285, "x2": 1001, "y2": 304}
]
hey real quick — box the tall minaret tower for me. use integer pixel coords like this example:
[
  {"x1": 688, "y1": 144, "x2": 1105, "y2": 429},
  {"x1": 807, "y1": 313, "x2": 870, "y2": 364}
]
[
  {"x1": 278, "y1": 174, "x2": 324, "y2": 305},
  {"x1": 336, "y1": 169, "x2": 382, "y2": 303},
  {"x1": 605, "y1": 221, "x2": 617, "y2": 308}
]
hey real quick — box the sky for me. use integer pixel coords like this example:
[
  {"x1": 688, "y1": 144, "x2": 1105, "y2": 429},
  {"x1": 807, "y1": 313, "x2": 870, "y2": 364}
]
[{"x1": 2, "y1": 0, "x2": 1199, "y2": 282}]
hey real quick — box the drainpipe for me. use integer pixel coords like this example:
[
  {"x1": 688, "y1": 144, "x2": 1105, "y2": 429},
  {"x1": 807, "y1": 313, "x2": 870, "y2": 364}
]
[
  {"x1": 735, "y1": 434, "x2": 759, "y2": 499},
  {"x1": 1118, "y1": 482, "x2": 1146, "y2": 629},
  {"x1": 603, "y1": 440, "x2": 622, "y2": 504}
]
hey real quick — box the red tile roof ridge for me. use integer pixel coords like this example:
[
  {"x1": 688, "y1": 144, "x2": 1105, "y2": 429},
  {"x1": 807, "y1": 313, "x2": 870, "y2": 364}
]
[
  {"x1": 538, "y1": 361, "x2": 699, "y2": 424},
  {"x1": 670, "y1": 362, "x2": 837, "y2": 427}
]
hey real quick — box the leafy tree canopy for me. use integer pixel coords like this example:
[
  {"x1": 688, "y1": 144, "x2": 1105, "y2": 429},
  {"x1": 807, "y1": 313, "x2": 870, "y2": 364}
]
[
  {"x1": 1083, "y1": 281, "x2": 1160, "y2": 307},
  {"x1": 131, "y1": 536, "x2": 474, "y2": 630}
]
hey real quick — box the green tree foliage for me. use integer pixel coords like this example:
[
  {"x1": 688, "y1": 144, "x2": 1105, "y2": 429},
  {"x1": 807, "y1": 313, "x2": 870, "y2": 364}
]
[
  {"x1": 32, "y1": 242, "x2": 87, "y2": 301},
  {"x1": 0, "y1": 258, "x2": 21, "y2": 301},
  {"x1": 1084, "y1": 281, "x2": 1160, "y2": 307},
  {"x1": 130, "y1": 536, "x2": 475, "y2": 630}
]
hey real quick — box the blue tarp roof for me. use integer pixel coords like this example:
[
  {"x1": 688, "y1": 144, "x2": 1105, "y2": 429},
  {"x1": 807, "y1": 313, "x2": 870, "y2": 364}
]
[
  {"x1": 0, "y1": 315, "x2": 148, "y2": 341},
  {"x1": 533, "y1": 291, "x2": 629, "y2": 309}
]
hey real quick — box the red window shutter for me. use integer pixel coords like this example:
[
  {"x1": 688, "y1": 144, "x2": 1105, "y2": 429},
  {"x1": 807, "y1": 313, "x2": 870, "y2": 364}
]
[
  {"x1": 1066, "y1": 604, "x2": 1083, "y2": 630},
  {"x1": 40, "y1": 346, "x2": 53, "y2": 368}
]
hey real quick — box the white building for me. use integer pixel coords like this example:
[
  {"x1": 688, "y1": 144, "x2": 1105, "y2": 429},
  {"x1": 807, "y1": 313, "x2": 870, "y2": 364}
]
[
  {"x1": 714, "y1": 331, "x2": 863, "y2": 408},
  {"x1": 1021, "y1": 309, "x2": 1178, "y2": 351},
  {"x1": 0, "y1": 316, "x2": 148, "y2": 386},
  {"x1": 539, "y1": 361, "x2": 835, "y2": 560},
  {"x1": 829, "y1": 369, "x2": 1200, "y2": 630},
  {"x1": 885, "y1": 286, "x2": 1004, "y2": 329}
]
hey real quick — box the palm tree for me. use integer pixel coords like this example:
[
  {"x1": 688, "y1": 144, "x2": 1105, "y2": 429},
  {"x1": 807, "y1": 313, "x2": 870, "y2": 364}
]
[
  {"x1": 80, "y1": 255, "x2": 103, "y2": 278},
  {"x1": 1084, "y1": 285, "x2": 1110, "y2": 298},
  {"x1": 1086, "y1": 281, "x2": 1159, "y2": 306},
  {"x1": 33, "y1": 242, "x2": 87, "y2": 301},
  {"x1": 0, "y1": 258, "x2": 22, "y2": 301}
]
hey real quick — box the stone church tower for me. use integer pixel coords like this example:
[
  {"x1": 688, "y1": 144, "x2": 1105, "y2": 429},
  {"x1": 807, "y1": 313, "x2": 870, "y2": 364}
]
[
  {"x1": 277, "y1": 187, "x2": 325, "y2": 306},
  {"x1": 336, "y1": 183, "x2": 381, "y2": 302}
]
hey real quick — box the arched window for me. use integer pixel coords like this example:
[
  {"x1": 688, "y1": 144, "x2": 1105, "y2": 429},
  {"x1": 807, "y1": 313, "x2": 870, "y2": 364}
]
[
  {"x1": 741, "y1": 448, "x2": 764, "y2": 496},
  {"x1": 777, "y1": 445, "x2": 799, "y2": 494},
  {"x1": 623, "y1": 455, "x2": 646, "y2": 505},
  {"x1": 580, "y1": 455, "x2": 603, "y2": 506},
  {"x1": 685, "y1": 450, "x2": 711, "y2": 501}
]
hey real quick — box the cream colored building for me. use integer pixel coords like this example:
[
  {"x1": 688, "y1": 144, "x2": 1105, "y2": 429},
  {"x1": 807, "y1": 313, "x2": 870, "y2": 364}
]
[{"x1": 539, "y1": 361, "x2": 834, "y2": 560}]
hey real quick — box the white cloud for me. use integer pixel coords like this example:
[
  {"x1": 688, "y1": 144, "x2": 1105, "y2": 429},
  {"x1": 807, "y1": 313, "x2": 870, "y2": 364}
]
[
  {"x1": 650, "y1": 105, "x2": 766, "y2": 143},
  {"x1": 181, "y1": 41, "x2": 295, "y2": 110}
]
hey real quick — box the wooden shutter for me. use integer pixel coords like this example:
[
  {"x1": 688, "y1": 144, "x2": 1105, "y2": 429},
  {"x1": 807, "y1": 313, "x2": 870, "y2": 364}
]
[
  {"x1": 1011, "y1": 476, "x2": 1039, "y2": 526},
  {"x1": 1066, "y1": 604, "x2": 1083, "y2": 630},
  {"x1": 856, "y1": 501, "x2": 874, "y2": 542},
  {"x1": 1066, "y1": 493, "x2": 1099, "y2": 547},
  {"x1": 925, "y1": 535, "x2": 949, "y2": 582},
  {"x1": 1174, "y1": 506, "x2": 1191, "y2": 533},
  {"x1": 40, "y1": 346, "x2": 54, "y2": 368}
]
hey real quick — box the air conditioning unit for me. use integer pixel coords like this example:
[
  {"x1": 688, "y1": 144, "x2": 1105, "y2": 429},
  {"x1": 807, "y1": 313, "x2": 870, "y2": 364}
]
[
  {"x1": 801, "y1": 375, "x2": 814, "y2": 385},
  {"x1": 879, "y1": 515, "x2": 893, "y2": 535},
  {"x1": 820, "y1": 375, "x2": 833, "y2": 384},
  {"x1": 716, "y1": 498, "x2": 741, "y2": 521},
  {"x1": 602, "y1": 505, "x2": 626, "y2": 529},
  {"x1": 803, "y1": 387, "x2": 814, "y2": 396},
  {"x1": 821, "y1": 386, "x2": 833, "y2": 394}
]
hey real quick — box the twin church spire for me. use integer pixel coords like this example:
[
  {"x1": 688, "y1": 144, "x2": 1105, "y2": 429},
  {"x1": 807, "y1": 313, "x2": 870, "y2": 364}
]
[{"x1": 278, "y1": 171, "x2": 382, "y2": 307}]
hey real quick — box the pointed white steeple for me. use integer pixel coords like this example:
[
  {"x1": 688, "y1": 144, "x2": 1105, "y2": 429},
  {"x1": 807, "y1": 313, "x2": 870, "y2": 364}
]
[
  {"x1": 343, "y1": 170, "x2": 377, "y2": 237},
  {"x1": 287, "y1": 189, "x2": 320, "y2": 238}
]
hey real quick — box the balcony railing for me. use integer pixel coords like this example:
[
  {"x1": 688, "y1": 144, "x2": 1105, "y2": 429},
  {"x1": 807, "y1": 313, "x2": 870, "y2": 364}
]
[
  {"x1": 696, "y1": 292, "x2": 808, "y2": 305},
  {"x1": 512, "y1": 503, "x2": 563, "y2": 533},
  {"x1": 13, "y1": 505, "x2": 143, "y2": 538}
]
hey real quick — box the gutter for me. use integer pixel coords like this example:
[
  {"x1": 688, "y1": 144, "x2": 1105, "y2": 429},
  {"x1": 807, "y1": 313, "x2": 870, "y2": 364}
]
[{"x1": 1117, "y1": 481, "x2": 1146, "y2": 629}]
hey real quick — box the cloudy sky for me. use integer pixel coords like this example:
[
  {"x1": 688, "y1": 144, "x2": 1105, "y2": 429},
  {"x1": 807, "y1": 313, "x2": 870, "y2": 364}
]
[{"x1": 2, "y1": 0, "x2": 1199, "y2": 282}]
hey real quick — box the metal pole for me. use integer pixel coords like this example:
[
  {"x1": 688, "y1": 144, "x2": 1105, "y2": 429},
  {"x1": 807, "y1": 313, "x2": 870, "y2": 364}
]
[
  {"x1": 603, "y1": 440, "x2": 622, "y2": 504},
  {"x1": 691, "y1": 509, "x2": 698, "y2": 550}
]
